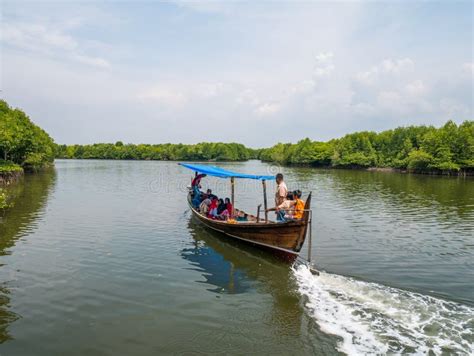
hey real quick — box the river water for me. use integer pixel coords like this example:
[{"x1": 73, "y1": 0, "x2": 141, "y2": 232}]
[{"x1": 0, "y1": 160, "x2": 472, "y2": 355}]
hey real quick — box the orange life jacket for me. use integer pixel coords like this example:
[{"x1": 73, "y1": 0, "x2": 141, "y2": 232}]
[{"x1": 294, "y1": 199, "x2": 305, "y2": 219}]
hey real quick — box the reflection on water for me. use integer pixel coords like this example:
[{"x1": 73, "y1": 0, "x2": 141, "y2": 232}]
[
  {"x1": 0, "y1": 286, "x2": 17, "y2": 344},
  {"x1": 182, "y1": 226, "x2": 251, "y2": 294},
  {"x1": 0, "y1": 171, "x2": 56, "y2": 343},
  {"x1": 0, "y1": 171, "x2": 56, "y2": 254},
  {"x1": 183, "y1": 218, "x2": 305, "y2": 336}
]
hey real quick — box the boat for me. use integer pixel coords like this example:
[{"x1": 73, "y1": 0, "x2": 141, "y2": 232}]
[{"x1": 179, "y1": 163, "x2": 312, "y2": 262}]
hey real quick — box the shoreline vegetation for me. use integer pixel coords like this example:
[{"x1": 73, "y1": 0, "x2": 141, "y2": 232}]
[
  {"x1": 1, "y1": 98, "x2": 473, "y2": 181},
  {"x1": 56, "y1": 120, "x2": 473, "y2": 176},
  {"x1": 0, "y1": 100, "x2": 55, "y2": 174},
  {"x1": 1, "y1": 100, "x2": 472, "y2": 211},
  {"x1": 0, "y1": 100, "x2": 55, "y2": 208},
  {"x1": 258, "y1": 120, "x2": 474, "y2": 176}
]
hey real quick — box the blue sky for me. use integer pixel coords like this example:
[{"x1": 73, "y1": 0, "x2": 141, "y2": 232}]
[{"x1": 1, "y1": 1, "x2": 472, "y2": 147}]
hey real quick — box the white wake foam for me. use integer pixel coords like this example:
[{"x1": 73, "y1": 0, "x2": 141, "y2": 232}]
[{"x1": 293, "y1": 265, "x2": 473, "y2": 355}]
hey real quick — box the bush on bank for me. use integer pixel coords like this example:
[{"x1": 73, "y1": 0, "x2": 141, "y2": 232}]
[
  {"x1": 0, "y1": 160, "x2": 23, "y2": 174},
  {"x1": 55, "y1": 142, "x2": 257, "y2": 161},
  {"x1": 0, "y1": 100, "x2": 55, "y2": 171},
  {"x1": 259, "y1": 120, "x2": 474, "y2": 173}
]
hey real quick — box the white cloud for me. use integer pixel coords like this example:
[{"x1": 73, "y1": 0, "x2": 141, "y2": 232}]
[
  {"x1": 352, "y1": 102, "x2": 376, "y2": 116},
  {"x1": 199, "y1": 82, "x2": 227, "y2": 98},
  {"x1": 313, "y1": 51, "x2": 335, "y2": 78},
  {"x1": 235, "y1": 88, "x2": 259, "y2": 107},
  {"x1": 255, "y1": 102, "x2": 280, "y2": 116},
  {"x1": 355, "y1": 67, "x2": 379, "y2": 86},
  {"x1": 73, "y1": 54, "x2": 110, "y2": 69},
  {"x1": 381, "y1": 58, "x2": 414, "y2": 74},
  {"x1": 405, "y1": 80, "x2": 426, "y2": 96},
  {"x1": 1, "y1": 20, "x2": 110, "y2": 69},
  {"x1": 463, "y1": 62, "x2": 474, "y2": 75},
  {"x1": 377, "y1": 90, "x2": 402, "y2": 108},
  {"x1": 137, "y1": 87, "x2": 186, "y2": 106},
  {"x1": 2, "y1": 22, "x2": 77, "y2": 52},
  {"x1": 440, "y1": 98, "x2": 470, "y2": 118},
  {"x1": 315, "y1": 51, "x2": 334, "y2": 63},
  {"x1": 355, "y1": 58, "x2": 414, "y2": 86}
]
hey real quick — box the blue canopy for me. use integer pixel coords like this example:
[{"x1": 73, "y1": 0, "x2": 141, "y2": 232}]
[{"x1": 179, "y1": 163, "x2": 274, "y2": 180}]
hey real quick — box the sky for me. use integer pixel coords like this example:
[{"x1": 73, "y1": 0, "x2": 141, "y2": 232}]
[{"x1": 1, "y1": 1, "x2": 473, "y2": 147}]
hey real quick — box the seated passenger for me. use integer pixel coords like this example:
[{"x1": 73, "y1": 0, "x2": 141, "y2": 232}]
[
  {"x1": 199, "y1": 197, "x2": 211, "y2": 215},
  {"x1": 292, "y1": 190, "x2": 305, "y2": 220},
  {"x1": 208, "y1": 196, "x2": 219, "y2": 218},
  {"x1": 225, "y1": 197, "x2": 233, "y2": 218},
  {"x1": 215, "y1": 199, "x2": 228, "y2": 220},
  {"x1": 266, "y1": 192, "x2": 295, "y2": 221},
  {"x1": 236, "y1": 213, "x2": 248, "y2": 222},
  {"x1": 206, "y1": 189, "x2": 217, "y2": 200},
  {"x1": 217, "y1": 199, "x2": 226, "y2": 215},
  {"x1": 219, "y1": 209, "x2": 230, "y2": 220}
]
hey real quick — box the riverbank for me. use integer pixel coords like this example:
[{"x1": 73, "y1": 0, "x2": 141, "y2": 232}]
[
  {"x1": 55, "y1": 157, "x2": 474, "y2": 177},
  {"x1": 0, "y1": 161, "x2": 24, "y2": 185},
  {"x1": 366, "y1": 166, "x2": 474, "y2": 176},
  {"x1": 263, "y1": 162, "x2": 474, "y2": 177},
  {"x1": 0, "y1": 161, "x2": 23, "y2": 209},
  {"x1": 55, "y1": 120, "x2": 473, "y2": 176}
]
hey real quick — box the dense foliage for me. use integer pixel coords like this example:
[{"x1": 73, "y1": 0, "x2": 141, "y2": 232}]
[
  {"x1": 55, "y1": 142, "x2": 257, "y2": 161},
  {"x1": 0, "y1": 100, "x2": 55, "y2": 170},
  {"x1": 259, "y1": 121, "x2": 474, "y2": 172},
  {"x1": 56, "y1": 121, "x2": 473, "y2": 173},
  {"x1": 0, "y1": 160, "x2": 23, "y2": 173}
]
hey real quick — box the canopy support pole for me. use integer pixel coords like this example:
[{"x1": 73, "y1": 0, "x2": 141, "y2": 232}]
[
  {"x1": 231, "y1": 177, "x2": 235, "y2": 218},
  {"x1": 262, "y1": 180, "x2": 268, "y2": 222}
]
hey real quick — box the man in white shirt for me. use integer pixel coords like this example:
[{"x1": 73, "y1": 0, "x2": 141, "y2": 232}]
[{"x1": 274, "y1": 173, "x2": 287, "y2": 221}]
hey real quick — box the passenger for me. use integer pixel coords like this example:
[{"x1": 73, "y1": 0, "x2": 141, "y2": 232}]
[
  {"x1": 280, "y1": 192, "x2": 295, "y2": 221},
  {"x1": 225, "y1": 197, "x2": 233, "y2": 218},
  {"x1": 236, "y1": 213, "x2": 248, "y2": 222},
  {"x1": 217, "y1": 199, "x2": 226, "y2": 215},
  {"x1": 192, "y1": 186, "x2": 202, "y2": 207},
  {"x1": 208, "y1": 196, "x2": 219, "y2": 218},
  {"x1": 191, "y1": 173, "x2": 206, "y2": 188},
  {"x1": 274, "y1": 173, "x2": 288, "y2": 220},
  {"x1": 199, "y1": 197, "x2": 211, "y2": 215},
  {"x1": 267, "y1": 191, "x2": 305, "y2": 221},
  {"x1": 206, "y1": 189, "x2": 217, "y2": 200},
  {"x1": 266, "y1": 192, "x2": 294, "y2": 222},
  {"x1": 292, "y1": 190, "x2": 305, "y2": 220},
  {"x1": 219, "y1": 208, "x2": 230, "y2": 220}
]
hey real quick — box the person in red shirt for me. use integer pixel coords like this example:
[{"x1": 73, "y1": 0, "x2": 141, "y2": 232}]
[
  {"x1": 208, "y1": 197, "x2": 219, "y2": 218},
  {"x1": 225, "y1": 197, "x2": 233, "y2": 218},
  {"x1": 191, "y1": 173, "x2": 206, "y2": 188}
]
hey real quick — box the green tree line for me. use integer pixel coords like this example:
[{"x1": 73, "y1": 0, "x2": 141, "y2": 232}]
[
  {"x1": 55, "y1": 142, "x2": 258, "y2": 161},
  {"x1": 259, "y1": 120, "x2": 474, "y2": 172},
  {"x1": 2, "y1": 99, "x2": 472, "y2": 174},
  {"x1": 0, "y1": 100, "x2": 55, "y2": 170}
]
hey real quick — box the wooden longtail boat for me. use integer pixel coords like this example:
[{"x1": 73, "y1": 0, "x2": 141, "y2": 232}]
[{"x1": 180, "y1": 163, "x2": 312, "y2": 262}]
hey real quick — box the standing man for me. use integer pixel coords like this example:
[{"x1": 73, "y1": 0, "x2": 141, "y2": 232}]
[
  {"x1": 274, "y1": 173, "x2": 287, "y2": 221},
  {"x1": 192, "y1": 173, "x2": 206, "y2": 188},
  {"x1": 191, "y1": 173, "x2": 206, "y2": 207}
]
